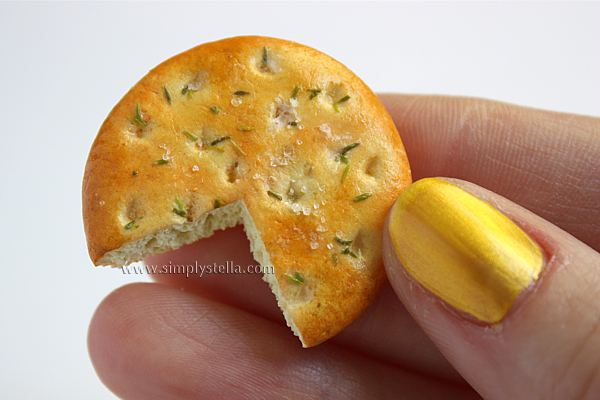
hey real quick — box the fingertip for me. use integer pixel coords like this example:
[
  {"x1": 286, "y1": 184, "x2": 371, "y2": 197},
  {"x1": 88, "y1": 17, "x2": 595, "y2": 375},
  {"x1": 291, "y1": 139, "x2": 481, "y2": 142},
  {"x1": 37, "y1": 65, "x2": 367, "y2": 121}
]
[{"x1": 383, "y1": 177, "x2": 600, "y2": 399}]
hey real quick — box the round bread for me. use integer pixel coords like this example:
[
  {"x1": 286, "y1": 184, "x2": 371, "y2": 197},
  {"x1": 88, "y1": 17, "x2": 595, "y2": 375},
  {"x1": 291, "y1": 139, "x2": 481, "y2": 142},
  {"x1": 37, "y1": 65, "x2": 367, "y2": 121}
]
[{"x1": 83, "y1": 36, "x2": 411, "y2": 347}]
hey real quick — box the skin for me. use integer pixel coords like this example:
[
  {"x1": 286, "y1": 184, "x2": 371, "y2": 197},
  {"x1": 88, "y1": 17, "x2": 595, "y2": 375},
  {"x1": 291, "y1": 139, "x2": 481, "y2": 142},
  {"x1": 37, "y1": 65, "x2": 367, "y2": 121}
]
[{"x1": 88, "y1": 95, "x2": 600, "y2": 399}]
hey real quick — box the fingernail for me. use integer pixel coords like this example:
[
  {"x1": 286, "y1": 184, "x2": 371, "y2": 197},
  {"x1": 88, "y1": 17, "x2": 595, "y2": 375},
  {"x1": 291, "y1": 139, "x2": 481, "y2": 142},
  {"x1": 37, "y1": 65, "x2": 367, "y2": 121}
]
[{"x1": 388, "y1": 178, "x2": 543, "y2": 323}]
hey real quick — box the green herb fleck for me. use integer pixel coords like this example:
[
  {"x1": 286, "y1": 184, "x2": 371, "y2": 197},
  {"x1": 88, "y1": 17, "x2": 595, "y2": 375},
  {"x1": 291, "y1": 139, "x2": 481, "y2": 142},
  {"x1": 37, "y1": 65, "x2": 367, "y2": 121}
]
[
  {"x1": 184, "y1": 130, "x2": 199, "y2": 142},
  {"x1": 267, "y1": 190, "x2": 283, "y2": 200},
  {"x1": 175, "y1": 196, "x2": 184, "y2": 210},
  {"x1": 214, "y1": 198, "x2": 226, "y2": 209},
  {"x1": 181, "y1": 85, "x2": 189, "y2": 95},
  {"x1": 284, "y1": 271, "x2": 304, "y2": 285},
  {"x1": 262, "y1": 46, "x2": 268, "y2": 64},
  {"x1": 342, "y1": 247, "x2": 358, "y2": 258},
  {"x1": 341, "y1": 163, "x2": 350, "y2": 183},
  {"x1": 353, "y1": 193, "x2": 372, "y2": 202},
  {"x1": 129, "y1": 103, "x2": 147, "y2": 127},
  {"x1": 333, "y1": 253, "x2": 338, "y2": 265},
  {"x1": 206, "y1": 145, "x2": 225, "y2": 153},
  {"x1": 238, "y1": 125, "x2": 257, "y2": 131},
  {"x1": 173, "y1": 197, "x2": 186, "y2": 217},
  {"x1": 210, "y1": 106, "x2": 220, "y2": 114},
  {"x1": 341, "y1": 143, "x2": 360, "y2": 156},
  {"x1": 210, "y1": 136, "x2": 231, "y2": 146},
  {"x1": 164, "y1": 86, "x2": 172, "y2": 105},
  {"x1": 124, "y1": 220, "x2": 136, "y2": 229},
  {"x1": 335, "y1": 237, "x2": 353, "y2": 245},
  {"x1": 132, "y1": 171, "x2": 138, "y2": 176},
  {"x1": 333, "y1": 95, "x2": 351, "y2": 112},
  {"x1": 308, "y1": 88, "x2": 321, "y2": 99},
  {"x1": 291, "y1": 84, "x2": 301, "y2": 99},
  {"x1": 135, "y1": 103, "x2": 146, "y2": 125},
  {"x1": 339, "y1": 144, "x2": 358, "y2": 183},
  {"x1": 187, "y1": 90, "x2": 194, "y2": 99},
  {"x1": 152, "y1": 159, "x2": 169, "y2": 165},
  {"x1": 288, "y1": 121, "x2": 298, "y2": 126},
  {"x1": 231, "y1": 140, "x2": 247, "y2": 156},
  {"x1": 234, "y1": 90, "x2": 251, "y2": 96}
]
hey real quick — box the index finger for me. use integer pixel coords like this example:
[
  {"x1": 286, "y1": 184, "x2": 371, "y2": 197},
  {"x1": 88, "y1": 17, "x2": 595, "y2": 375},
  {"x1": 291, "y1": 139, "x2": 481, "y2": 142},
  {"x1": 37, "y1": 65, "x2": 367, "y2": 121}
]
[{"x1": 379, "y1": 94, "x2": 600, "y2": 251}]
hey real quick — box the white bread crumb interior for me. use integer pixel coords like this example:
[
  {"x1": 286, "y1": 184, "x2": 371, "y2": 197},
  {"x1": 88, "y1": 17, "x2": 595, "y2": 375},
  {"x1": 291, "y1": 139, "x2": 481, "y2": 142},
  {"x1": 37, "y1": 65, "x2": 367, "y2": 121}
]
[{"x1": 98, "y1": 202, "x2": 304, "y2": 344}]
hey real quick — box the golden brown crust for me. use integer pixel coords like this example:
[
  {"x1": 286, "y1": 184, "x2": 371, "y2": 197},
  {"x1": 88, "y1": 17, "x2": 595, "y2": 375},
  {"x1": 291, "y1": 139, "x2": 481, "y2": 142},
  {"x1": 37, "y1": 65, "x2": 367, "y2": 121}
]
[{"x1": 83, "y1": 36, "x2": 411, "y2": 347}]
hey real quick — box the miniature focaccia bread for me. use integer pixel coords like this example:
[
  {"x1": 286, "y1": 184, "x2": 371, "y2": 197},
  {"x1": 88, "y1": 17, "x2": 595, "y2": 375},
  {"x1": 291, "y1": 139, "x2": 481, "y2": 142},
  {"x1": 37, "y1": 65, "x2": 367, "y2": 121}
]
[{"x1": 83, "y1": 36, "x2": 411, "y2": 347}]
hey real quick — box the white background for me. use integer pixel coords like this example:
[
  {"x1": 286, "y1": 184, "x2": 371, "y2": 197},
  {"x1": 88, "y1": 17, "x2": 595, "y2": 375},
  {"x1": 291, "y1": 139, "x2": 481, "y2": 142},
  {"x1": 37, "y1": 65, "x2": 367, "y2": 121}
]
[{"x1": 1, "y1": 2, "x2": 598, "y2": 399}]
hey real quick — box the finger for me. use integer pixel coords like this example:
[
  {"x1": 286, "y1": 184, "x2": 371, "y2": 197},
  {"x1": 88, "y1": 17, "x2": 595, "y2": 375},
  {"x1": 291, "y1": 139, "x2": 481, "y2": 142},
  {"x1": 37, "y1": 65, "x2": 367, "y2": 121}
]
[
  {"x1": 88, "y1": 282, "x2": 481, "y2": 399},
  {"x1": 147, "y1": 227, "x2": 464, "y2": 383},
  {"x1": 378, "y1": 94, "x2": 600, "y2": 251},
  {"x1": 383, "y1": 177, "x2": 600, "y2": 399}
]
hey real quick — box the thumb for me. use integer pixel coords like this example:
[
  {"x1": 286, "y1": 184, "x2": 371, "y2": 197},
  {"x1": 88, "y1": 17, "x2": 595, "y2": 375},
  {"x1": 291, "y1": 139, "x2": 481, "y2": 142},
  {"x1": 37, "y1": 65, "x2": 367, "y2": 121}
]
[{"x1": 383, "y1": 177, "x2": 600, "y2": 400}]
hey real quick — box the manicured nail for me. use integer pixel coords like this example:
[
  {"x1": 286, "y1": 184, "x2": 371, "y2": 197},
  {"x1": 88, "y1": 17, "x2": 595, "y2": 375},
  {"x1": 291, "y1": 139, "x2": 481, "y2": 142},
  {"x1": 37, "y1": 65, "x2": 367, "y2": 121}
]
[{"x1": 388, "y1": 178, "x2": 543, "y2": 323}]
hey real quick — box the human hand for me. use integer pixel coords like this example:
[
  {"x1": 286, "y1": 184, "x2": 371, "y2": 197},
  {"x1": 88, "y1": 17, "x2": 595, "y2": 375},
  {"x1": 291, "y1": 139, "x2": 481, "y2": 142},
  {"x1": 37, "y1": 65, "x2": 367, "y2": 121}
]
[{"x1": 88, "y1": 95, "x2": 600, "y2": 399}]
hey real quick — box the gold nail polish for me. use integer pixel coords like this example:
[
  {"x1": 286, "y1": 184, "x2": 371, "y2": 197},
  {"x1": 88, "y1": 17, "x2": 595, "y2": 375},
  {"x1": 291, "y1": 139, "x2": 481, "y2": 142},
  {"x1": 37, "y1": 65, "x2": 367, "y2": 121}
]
[{"x1": 389, "y1": 178, "x2": 543, "y2": 323}]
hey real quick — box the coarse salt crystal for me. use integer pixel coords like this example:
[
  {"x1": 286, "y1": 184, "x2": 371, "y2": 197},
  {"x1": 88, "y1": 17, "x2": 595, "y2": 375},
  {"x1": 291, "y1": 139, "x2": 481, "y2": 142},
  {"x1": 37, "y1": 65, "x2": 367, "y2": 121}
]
[
  {"x1": 318, "y1": 123, "x2": 331, "y2": 135},
  {"x1": 187, "y1": 81, "x2": 202, "y2": 91},
  {"x1": 159, "y1": 144, "x2": 170, "y2": 154}
]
